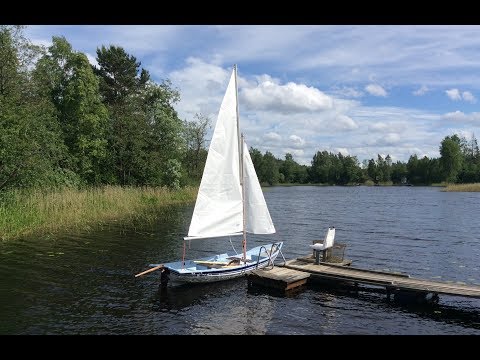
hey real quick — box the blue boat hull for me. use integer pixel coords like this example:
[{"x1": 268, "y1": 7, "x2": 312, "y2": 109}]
[{"x1": 151, "y1": 242, "x2": 283, "y2": 284}]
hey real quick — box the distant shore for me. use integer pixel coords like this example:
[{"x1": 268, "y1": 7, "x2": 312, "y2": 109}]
[
  {"x1": 443, "y1": 183, "x2": 480, "y2": 192},
  {"x1": 0, "y1": 186, "x2": 197, "y2": 242}
]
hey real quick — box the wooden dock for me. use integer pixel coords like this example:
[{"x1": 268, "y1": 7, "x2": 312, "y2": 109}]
[
  {"x1": 248, "y1": 267, "x2": 310, "y2": 291},
  {"x1": 247, "y1": 257, "x2": 480, "y2": 299}
]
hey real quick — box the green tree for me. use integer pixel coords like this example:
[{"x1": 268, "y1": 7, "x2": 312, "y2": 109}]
[
  {"x1": 310, "y1": 151, "x2": 331, "y2": 184},
  {"x1": 375, "y1": 154, "x2": 392, "y2": 183},
  {"x1": 407, "y1": 154, "x2": 420, "y2": 184},
  {"x1": 62, "y1": 53, "x2": 108, "y2": 184},
  {"x1": 279, "y1": 153, "x2": 296, "y2": 183},
  {"x1": 249, "y1": 147, "x2": 265, "y2": 183},
  {"x1": 182, "y1": 113, "x2": 210, "y2": 182},
  {"x1": 339, "y1": 154, "x2": 361, "y2": 185},
  {"x1": 367, "y1": 158, "x2": 377, "y2": 183},
  {"x1": 391, "y1": 161, "x2": 408, "y2": 184},
  {"x1": 0, "y1": 26, "x2": 40, "y2": 96},
  {"x1": 34, "y1": 37, "x2": 109, "y2": 184},
  {"x1": 144, "y1": 82, "x2": 183, "y2": 186},
  {"x1": 263, "y1": 151, "x2": 280, "y2": 185},
  {"x1": 439, "y1": 134, "x2": 463, "y2": 183},
  {"x1": 94, "y1": 45, "x2": 182, "y2": 186},
  {"x1": 292, "y1": 164, "x2": 309, "y2": 184},
  {"x1": 384, "y1": 154, "x2": 392, "y2": 182},
  {"x1": 467, "y1": 133, "x2": 480, "y2": 160},
  {"x1": 0, "y1": 27, "x2": 71, "y2": 191},
  {"x1": 0, "y1": 27, "x2": 19, "y2": 97},
  {"x1": 94, "y1": 45, "x2": 149, "y2": 105}
]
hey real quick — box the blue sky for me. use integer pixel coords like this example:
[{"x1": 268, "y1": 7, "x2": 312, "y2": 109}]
[{"x1": 25, "y1": 25, "x2": 480, "y2": 165}]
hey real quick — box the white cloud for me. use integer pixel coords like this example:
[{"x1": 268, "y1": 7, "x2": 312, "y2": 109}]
[
  {"x1": 369, "y1": 122, "x2": 390, "y2": 132},
  {"x1": 446, "y1": 88, "x2": 461, "y2": 101},
  {"x1": 335, "y1": 114, "x2": 359, "y2": 130},
  {"x1": 29, "y1": 37, "x2": 52, "y2": 48},
  {"x1": 289, "y1": 135, "x2": 305, "y2": 148},
  {"x1": 413, "y1": 85, "x2": 429, "y2": 96},
  {"x1": 368, "y1": 121, "x2": 408, "y2": 134},
  {"x1": 384, "y1": 133, "x2": 401, "y2": 145},
  {"x1": 264, "y1": 132, "x2": 282, "y2": 142},
  {"x1": 462, "y1": 91, "x2": 476, "y2": 103},
  {"x1": 169, "y1": 58, "x2": 231, "y2": 120},
  {"x1": 330, "y1": 86, "x2": 364, "y2": 98},
  {"x1": 446, "y1": 89, "x2": 477, "y2": 102},
  {"x1": 443, "y1": 110, "x2": 480, "y2": 123},
  {"x1": 456, "y1": 129, "x2": 478, "y2": 139},
  {"x1": 334, "y1": 147, "x2": 350, "y2": 156},
  {"x1": 85, "y1": 53, "x2": 99, "y2": 68},
  {"x1": 283, "y1": 148, "x2": 305, "y2": 159},
  {"x1": 348, "y1": 105, "x2": 447, "y2": 162},
  {"x1": 443, "y1": 110, "x2": 466, "y2": 121},
  {"x1": 242, "y1": 76, "x2": 333, "y2": 114},
  {"x1": 365, "y1": 84, "x2": 387, "y2": 97}
]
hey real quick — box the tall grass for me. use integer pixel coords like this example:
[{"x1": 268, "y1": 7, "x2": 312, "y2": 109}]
[
  {"x1": 443, "y1": 183, "x2": 480, "y2": 192},
  {"x1": 0, "y1": 186, "x2": 197, "y2": 241}
]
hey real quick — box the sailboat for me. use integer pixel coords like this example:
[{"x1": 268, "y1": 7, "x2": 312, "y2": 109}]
[{"x1": 149, "y1": 65, "x2": 284, "y2": 284}]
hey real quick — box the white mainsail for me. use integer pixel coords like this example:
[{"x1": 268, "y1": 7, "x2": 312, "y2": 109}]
[{"x1": 185, "y1": 66, "x2": 275, "y2": 240}]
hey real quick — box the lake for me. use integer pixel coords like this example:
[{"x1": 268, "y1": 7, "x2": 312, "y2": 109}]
[{"x1": 1, "y1": 186, "x2": 480, "y2": 334}]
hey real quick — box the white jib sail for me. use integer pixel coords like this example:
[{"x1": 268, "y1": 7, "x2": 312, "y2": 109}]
[
  {"x1": 243, "y1": 141, "x2": 276, "y2": 234},
  {"x1": 186, "y1": 69, "x2": 243, "y2": 239}
]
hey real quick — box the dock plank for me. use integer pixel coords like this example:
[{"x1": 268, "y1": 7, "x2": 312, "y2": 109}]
[{"x1": 283, "y1": 259, "x2": 480, "y2": 298}]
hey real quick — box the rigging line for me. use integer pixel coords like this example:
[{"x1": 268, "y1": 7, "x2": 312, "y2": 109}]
[{"x1": 229, "y1": 236, "x2": 238, "y2": 254}]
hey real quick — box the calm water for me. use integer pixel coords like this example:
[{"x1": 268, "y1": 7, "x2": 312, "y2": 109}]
[{"x1": 1, "y1": 186, "x2": 480, "y2": 334}]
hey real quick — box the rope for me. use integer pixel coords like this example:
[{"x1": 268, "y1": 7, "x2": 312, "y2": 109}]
[{"x1": 229, "y1": 237, "x2": 238, "y2": 254}]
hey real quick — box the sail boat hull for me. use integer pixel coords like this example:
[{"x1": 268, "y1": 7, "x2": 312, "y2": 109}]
[{"x1": 153, "y1": 242, "x2": 283, "y2": 284}]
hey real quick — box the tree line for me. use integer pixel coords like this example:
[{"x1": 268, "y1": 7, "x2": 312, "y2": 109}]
[
  {"x1": 1, "y1": 26, "x2": 479, "y2": 193},
  {"x1": 250, "y1": 133, "x2": 480, "y2": 186}
]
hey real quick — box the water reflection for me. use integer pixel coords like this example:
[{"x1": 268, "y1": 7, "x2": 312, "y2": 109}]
[
  {"x1": 151, "y1": 278, "x2": 275, "y2": 334},
  {"x1": 387, "y1": 300, "x2": 480, "y2": 330},
  {"x1": 152, "y1": 280, "x2": 235, "y2": 312}
]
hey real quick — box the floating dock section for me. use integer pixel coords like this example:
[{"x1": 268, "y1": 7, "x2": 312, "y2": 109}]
[{"x1": 248, "y1": 266, "x2": 310, "y2": 291}]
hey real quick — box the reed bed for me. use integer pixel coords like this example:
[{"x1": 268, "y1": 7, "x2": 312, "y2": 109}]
[
  {"x1": 443, "y1": 183, "x2": 480, "y2": 192},
  {"x1": 0, "y1": 186, "x2": 197, "y2": 241}
]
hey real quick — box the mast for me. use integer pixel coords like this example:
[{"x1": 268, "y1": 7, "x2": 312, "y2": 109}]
[{"x1": 234, "y1": 64, "x2": 247, "y2": 263}]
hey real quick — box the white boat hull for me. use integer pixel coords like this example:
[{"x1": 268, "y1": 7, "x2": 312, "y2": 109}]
[{"x1": 152, "y1": 242, "x2": 283, "y2": 284}]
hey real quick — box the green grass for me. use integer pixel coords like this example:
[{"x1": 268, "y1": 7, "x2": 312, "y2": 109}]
[
  {"x1": 0, "y1": 186, "x2": 197, "y2": 241},
  {"x1": 443, "y1": 183, "x2": 480, "y2": 192}
]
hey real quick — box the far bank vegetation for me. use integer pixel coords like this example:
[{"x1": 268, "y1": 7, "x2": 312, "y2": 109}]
[{"x1": 443, "y1": 183, "x2": 480, "y2": 192}]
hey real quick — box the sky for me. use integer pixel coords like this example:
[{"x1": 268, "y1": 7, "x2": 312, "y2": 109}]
[{"x1": 24, "y1": 25, "x2": 480, "y2": 165}]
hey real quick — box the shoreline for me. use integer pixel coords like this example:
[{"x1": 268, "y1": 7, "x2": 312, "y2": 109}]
[
  {"x1": 0, "y1": 186, "x2": 197, "y2": 242},
  {"x1": 443, "y1": 183, "x2": 480, "y2": 192}
]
